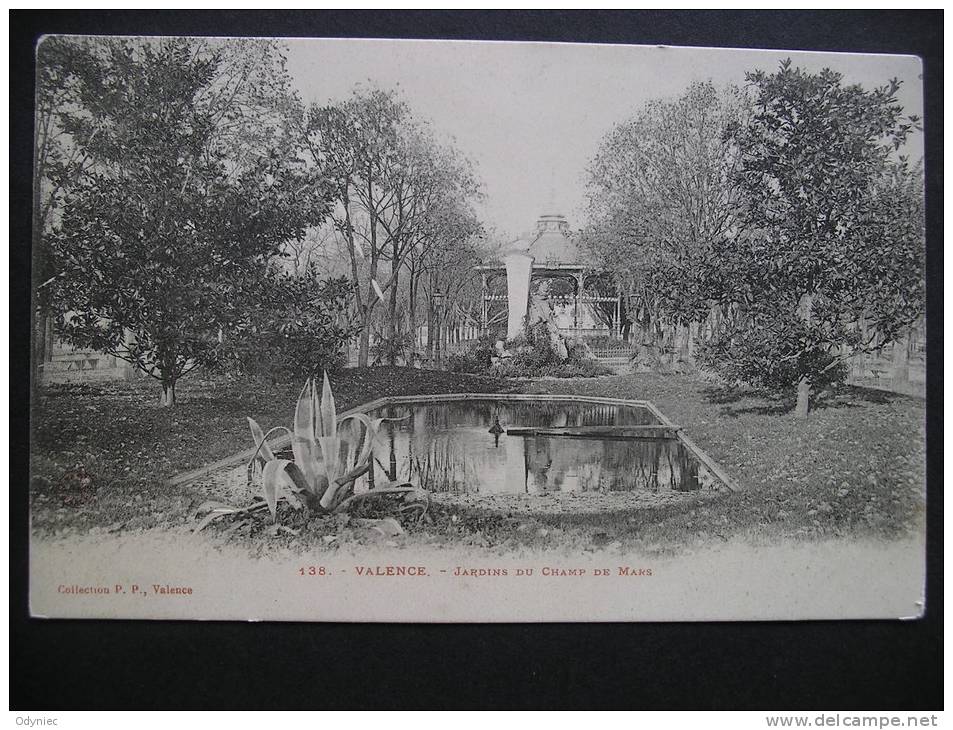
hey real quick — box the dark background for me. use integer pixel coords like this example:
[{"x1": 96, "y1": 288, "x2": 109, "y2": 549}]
[{"x1": 10, "y1": 10, "x2": 943, "y2": 710}]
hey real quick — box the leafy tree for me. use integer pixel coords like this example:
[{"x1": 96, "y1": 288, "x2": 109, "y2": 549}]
[
  {"x1": 224, "y1": 271, "x2": 359, "y2": 380},
  {"x1": 381, "y1": 128, "x2": 482, "y2": 363},
  {"x1": 47, "y1": 38, "x2": 326, "y2": 405},
  {"x1": 700, "y1": 61, "x2": 924, "y2": 416},
  {"x1": 34, "y1": 38, "x2": 99, "y2": 285},
  {"x1": 306, "y1": 87, "x2": 482, "y2": 366},
  {"x1": 32, "y1": 37, "x2": 107, "y2": 384},
  {"x1": 581, "y1": 82, "x2": 747, "y2": 343},
  {"x1": 411, "y1": 198, "x2": 484, "y2": 362},
  {"x1": 306, "y1": 88, "x2": 409, "y2": 367}
]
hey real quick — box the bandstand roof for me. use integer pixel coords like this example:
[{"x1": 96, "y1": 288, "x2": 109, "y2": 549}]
[
  {"x1": 528, "y1": 213, "x2": 581, "y2": 264},
  {"x1": 506, "y1": 213, "x2": 583, "y2": 266}
]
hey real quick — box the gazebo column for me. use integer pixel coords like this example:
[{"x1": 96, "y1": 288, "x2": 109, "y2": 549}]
[
  {"x1": 573, "y1": 271, "x2": 584, "y2": 329},
  {"x1": 480, "y1": 272, "x2": 488, "y2": 333},
  {"x1": 614, "y1": 294, "x2": 622, "y2": 337}
]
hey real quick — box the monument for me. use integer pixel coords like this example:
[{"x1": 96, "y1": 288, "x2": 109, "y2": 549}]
[{"x1": 478, "y1": 213, "x2": 623, "y2": 342}]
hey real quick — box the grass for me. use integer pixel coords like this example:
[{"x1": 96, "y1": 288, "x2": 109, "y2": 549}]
[
  {"x1": 524, "y1": 374, "x2": 925, "y2": 549},
  {"x1": 30, "y1": 368, "x2": 925, "y2": 553},
  {"x1": 29, "y1": 367, "x2": 515, "y2": 536}
]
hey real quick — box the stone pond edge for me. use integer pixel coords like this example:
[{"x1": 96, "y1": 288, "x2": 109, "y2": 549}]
[{"x1": 167, "y1": 392, "x2": 740, "y2": 493}]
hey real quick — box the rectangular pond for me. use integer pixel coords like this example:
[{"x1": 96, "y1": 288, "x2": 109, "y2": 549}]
[{"x1": 350, "y1": 398, "x2": 712, "y2": 496}]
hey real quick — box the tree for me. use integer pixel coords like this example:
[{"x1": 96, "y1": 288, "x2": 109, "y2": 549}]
[
  {"x1": 32, "y1": 37, "x2": 107, "y2": 385},
  {"x1": 47, "y1": 38, "x2": 327, "y2": 405},
  {"x1": 700, "y1": 61, "x2": 924, "y2": 416},
  {"x1": 391, "y1": 135, "x2": 482, "y2": 360},
  {"x1": 224, "y1": 269, "x2": 359, "y2": 381},
  {"x1": 34, "y1": 38, "x2": 98, "y2": 283},
  {"x1": 581, "y1": 82, "x2": 747, "y2": 348},
  {"x1": 414, "y1": 204, "x2": 485, "y2": 360},
  {"x1": 306, "y1": 86, "x2": 482, "y2": 366},
  {"x1": 306, "y1": 88, "x2": 408, "y2": 367}
]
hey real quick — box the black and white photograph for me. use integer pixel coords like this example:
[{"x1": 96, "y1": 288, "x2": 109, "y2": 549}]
[{"x1": 26, "y1": 32, "x2": 928, "y2": 622}]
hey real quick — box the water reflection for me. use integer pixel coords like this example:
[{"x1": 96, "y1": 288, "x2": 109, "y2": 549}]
[{"x1": 352, "y1": 400, "x2": 702, "y2": 495}]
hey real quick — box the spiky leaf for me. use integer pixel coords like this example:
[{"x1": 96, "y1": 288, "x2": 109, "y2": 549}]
[
  {"x1": 292, "y1": 378, "x2": 321, "y2": 492},
  {"x1": 317, "y1": 435, "x2": 344, "y2": 510},
  {"x1": 193, "y1": 500, "x2": 243, "y2": 517},
  {"x1": 340, "y1": 413, "x2": 377, "y2": 468},
  {"x1": 261, "y1": 459, "x2": 305, "y2": 522},
  {"x1": 319, "y1": 371, "x2": 336, "y2": 438},
  {"x1": 193, "y1": 502, "x2": 243, "y2": 533},
  {"x1": 317, "y1": 436, "x2": 342, "y2": 483},
  {"x1": 247, "y1": 417, "x2": 275, "y2": 463}
]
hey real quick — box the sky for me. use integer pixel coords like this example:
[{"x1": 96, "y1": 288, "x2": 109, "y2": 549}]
[{"x1": 285, "y1": 39, "x2": 924, "y2": 242}]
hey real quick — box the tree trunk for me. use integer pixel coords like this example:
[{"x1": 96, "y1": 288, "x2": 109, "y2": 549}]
[
  {"x1": 408, "y1": 269, "x2": 418, "y2": 351},
  {"x1": 426, "y1": 301, "x2": 435, "y2": 358},
  {"x1": 339, "y1": 192, "x2": 368, "y2": 369},
  {"x1": 388, "y1": 256, "x2": 400, "y2": 366},
  {"x1": 358, "y1": 324, "x2": 370, "y2": 368},
  {"x1": 364, "y1": 174, "x2": 379, "y2": 368},
  {"x1": 160, "y1": 380, "x2": 176, "y2": 407},
  {"x1": 676, "y1": 323, "x2": 691, "y2": 371},
  {"x1": 795, "y1": 375, "x2": 811, "y2": 418},
  {"x1": 794, "y1": 292, "x2": 815, "y2": 418},
  {"x1": 891, "y1": 331, "x2": 910, "y2": 392}
]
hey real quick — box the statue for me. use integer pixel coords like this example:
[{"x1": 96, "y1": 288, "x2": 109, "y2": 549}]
[{"x1": 527, "y1": 281, "x2": 568, "y2": 361}]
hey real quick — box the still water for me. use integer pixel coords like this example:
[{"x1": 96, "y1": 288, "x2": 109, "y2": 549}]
[{"x1": 349, "y1": 400, "x2": 703, "y2": 495}]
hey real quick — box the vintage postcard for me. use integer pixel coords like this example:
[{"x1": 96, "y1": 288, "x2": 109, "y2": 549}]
[{"x1": 29, "y1": 37, "x2": 926, "y2": 621}]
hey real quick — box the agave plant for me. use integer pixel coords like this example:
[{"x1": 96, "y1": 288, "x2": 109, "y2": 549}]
[{"x1": 195, "y1": 372, "x2": 429, "y2": 533}]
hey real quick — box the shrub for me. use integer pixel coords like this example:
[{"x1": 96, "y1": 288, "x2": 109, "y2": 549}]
[
  {"x1": 493, "y1": 357, "x2": 612, "y2": 379},
  {"x1": 556, "y1": 359, "x2": 614, "y2": 378},
  {"x1": 443, "y1": 334, "x2": 500, "y2": 374},
  {"x1": 583, "y1": 334, "x2": 622, "y2": 350},
  {"x1": 447, "y1": 324, "x2": 612, "y2": 378},
  {"x1": 494, "y1": 324, "x2": 613, "y2": 378},
  {"x1": 370, "y1": 330, "x2": 417, "y2": 366},
  {"x1": 696, "y1": 317, "x2": 850, "y2": 392},
  {"x1": 445, "y1": 352, "x2": 483, "y2": 373},
  {"x1": 470, "y1": 335, "x2": 498, "y2": 369},
  {"x1": 222, "y1": 271, "x2": 359, "y2": 381},
  {"x1": 505, "y1": 322, "x2": 561, "y2": 372}
]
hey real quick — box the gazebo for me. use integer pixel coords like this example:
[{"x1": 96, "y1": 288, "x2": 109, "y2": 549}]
[{"x1": 477, "y1": 213, "x2": 623, "y2": 340}]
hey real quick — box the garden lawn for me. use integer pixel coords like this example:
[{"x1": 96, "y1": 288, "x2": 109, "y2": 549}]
[
  {"x1": 30, "y1": 369, "x2": 926, "y2": 553},
  {"x1": 29, "y1": 368, "x2": 515, "y2": 536},
  {"x1": 519, "y1": 374, "x2": 925, "y2": 549}
]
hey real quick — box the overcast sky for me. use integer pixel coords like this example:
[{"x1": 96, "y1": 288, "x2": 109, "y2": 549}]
[{"x1": 285, "y1": 39, "x2": 924, "y2": 241}]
